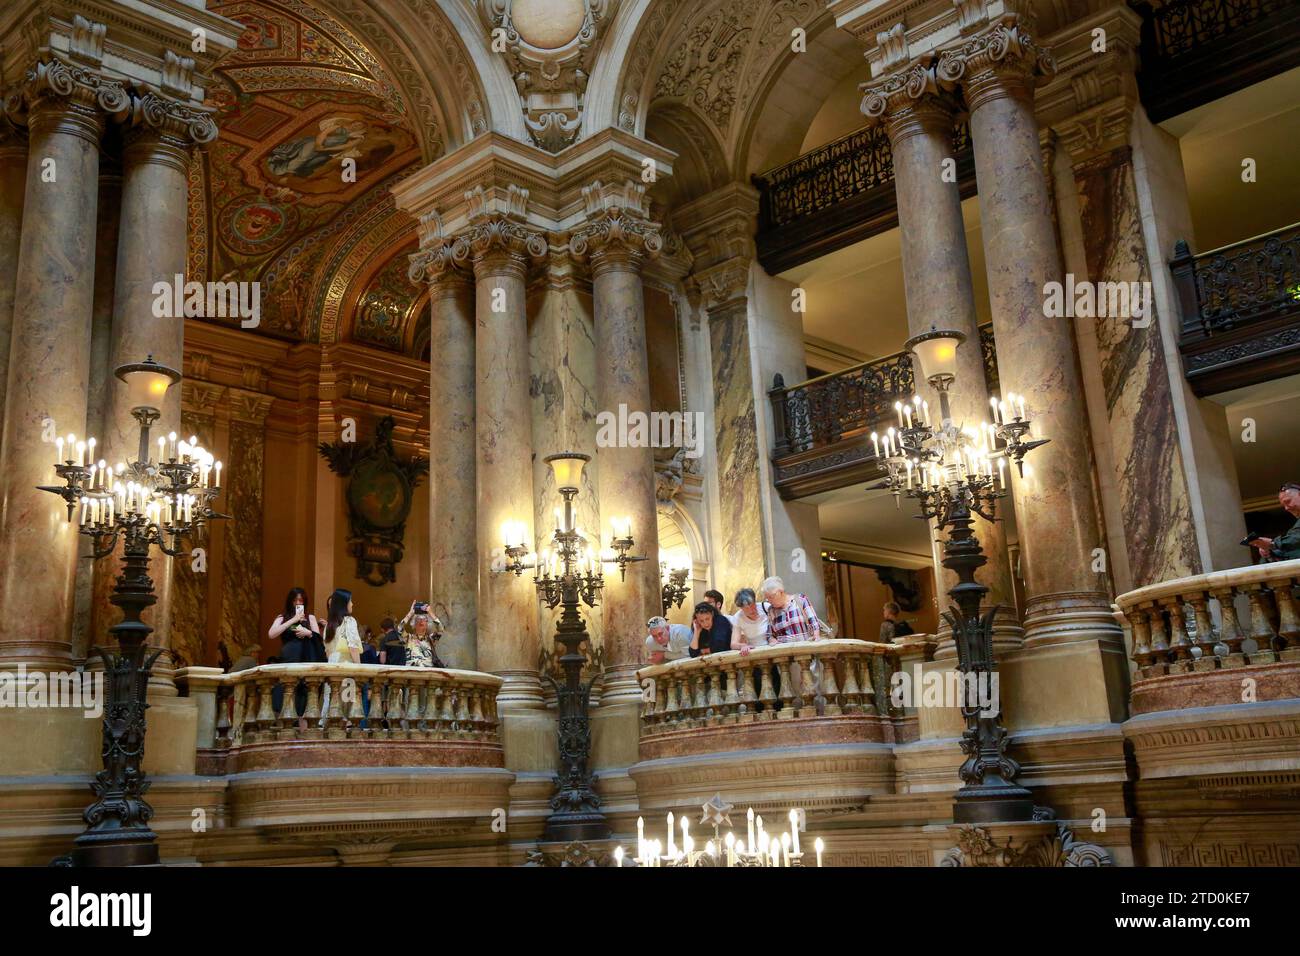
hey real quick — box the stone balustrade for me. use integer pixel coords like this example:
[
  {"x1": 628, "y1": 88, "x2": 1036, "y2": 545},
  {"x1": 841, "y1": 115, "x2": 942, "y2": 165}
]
[
  {"x1": 636, "y1": 639, "x2": 904, "y2": 760},
  {"x1": 1116, "y1": 559, "x2": 1300, "y2": 713},
  {"x1": 178, "y1": 663, "x2": 505, "y2": 773}
]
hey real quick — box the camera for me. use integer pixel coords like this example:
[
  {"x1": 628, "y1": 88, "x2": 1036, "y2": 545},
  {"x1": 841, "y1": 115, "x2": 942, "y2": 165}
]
[{"x1": 414, "y1": 601, "x2": 429, "y2": 613}]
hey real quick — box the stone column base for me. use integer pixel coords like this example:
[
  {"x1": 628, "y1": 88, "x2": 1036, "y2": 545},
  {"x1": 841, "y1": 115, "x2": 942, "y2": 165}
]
[{"x1": 940, "y1": 817, "x2": 1113, "y2": 866}]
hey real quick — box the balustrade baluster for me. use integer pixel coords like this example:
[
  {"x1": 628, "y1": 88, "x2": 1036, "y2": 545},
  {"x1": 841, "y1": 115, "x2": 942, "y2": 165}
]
[
  {"x1": 823, "y1": 656, "x2": 842, "y2": 716},
  {"x1": 840, "y1": 656, "x2": 862, "y2": 714},
  {"x1": 1244, "y1": 584, "x2": 1279, "y2": 663},
  {"x1": 775, "y1": 658, "x2": 795, "y2": 719},
  {"x1": 230, "y1": 683, "x2": 247, "y2": 746},
  {"x1": 254, "y1": 676, "x2": 275, "y2": 739},
  {"x1": 303, "y1": 678, "x2": 323, "y2": 738},
  {"x1": 1213, "y1": 588, "x2": 1245, "y2": 659},
  {"x1": 1274, "y1": 579, "x2": 1300, "y2": 657},
  {"x1": 1166, "y1": 599, "x2": 1193, "y2": 668},
  {"x1": 723, "y1": 663, "x2": 741, "y2": 723},
  {"x1": 706, "y1": 670, "x2": 723, "y2": 724},
  {"x1": 758, "y1": 661, "x2": 777, "y2": 719},
  {"x1": 1187, "y1": 593, "x2": 1216, "y2": 667},
  {"x1": 325, "y1": 678, "x2": 346, "y2": 740}
]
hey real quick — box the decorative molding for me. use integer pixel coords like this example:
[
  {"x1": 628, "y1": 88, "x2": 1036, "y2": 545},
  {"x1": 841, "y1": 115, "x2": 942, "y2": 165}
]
[
  {"x1": 940, "y1": 820, "x2": 1114, "y2": 867},
  {"x1": 477, "y1": 0, "x2": 618, "y2": 152}
]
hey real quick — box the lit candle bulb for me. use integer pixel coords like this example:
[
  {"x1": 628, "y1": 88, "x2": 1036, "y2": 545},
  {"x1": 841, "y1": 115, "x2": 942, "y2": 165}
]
[
  {"x1": 922, "y1": 399, "x2": 930, "y2": 426},
  {"x1": 98, "y1": 460, "x2": 107, "y2": 490},
  {"x1": 79, "y1": 497, "x2": 88, "y2": 526},
  {"x1": 781, "y1": 832, "x2": 791, "y2": 867},
  {"x1": 76, "y1": 440, "x2": 85, "y2": 466},
  {"x1": 158, "y1": 436, "x2": 166, "y2": 461},
  {"x1": 903, "y1": 403, "x2": 912, "y2": 429},
  {"x1": 167, "y1": 431, "x2": 177, "y2": 459},
  {"x1": 614, "y1": 846, "x2": 623, "y2": 868},
  {"x1": 637, "y1": 816, "x2": 644, "y2": 859},
  {"x1": 789, "y1": 809, "x2": 801, "y2": 855},
  {"x1": 189, "y1": 435, "x2": 198, "y2": 448},
  {"x1": 725, "y1": 830, "x2": 735, "y2": 867},
  {"x1": 106, "y1": 497, "x2": 113, "y2": 525},
  {"x1": 214, "y1": 461, "x2": 222, "y2": 487},
  {"x1": 88, "y1": 462, "x2": 97, "y2": 489},
  {"x1": 996, "y1": 457, "x2": 1006, "y2": 488},
  {"x1": 905, "y1": 458, "x2": 913, "y2": 488},
  {"x1": 1016, "y1": 394, "x2": 1026, "y2": 421},
  {"x1": 87, "y1": 437, "x2": 95, "y2": 462},
  {"x1": 748, "y1": 807, "x2": 755, "y2": 849},
  {"x1": 56, "y1": 436, "x2": 64, "y2": 465},
  {"x1": 894, "y1": 400, "x2": 904, "y2": 427},
  {"x1": 706, "y1": 840, "x2": 716, "y2": 859},
  {"x1": 870, "y1": 431, "x2": 880, "y2": 458},
  {"x1": 815, "y1": 837, "x2": 824, "y2": 867},
  {"x1": 666, "y1": 812, "x2": 674, "y2": 857},
  {"x1": 990, "y1": 395, "x2": 1001, "y2": 424}
]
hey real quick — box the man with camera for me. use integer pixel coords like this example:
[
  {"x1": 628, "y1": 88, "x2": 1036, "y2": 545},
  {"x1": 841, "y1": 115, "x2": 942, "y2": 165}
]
[{"x1": 1247, "y1": 482, "x2": 1300, "y2": 562}]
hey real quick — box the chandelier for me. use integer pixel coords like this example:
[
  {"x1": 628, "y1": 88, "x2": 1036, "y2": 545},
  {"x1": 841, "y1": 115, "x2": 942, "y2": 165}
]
[{"x1": 623, "y1": 797, "x2": 825, "y2": 867}]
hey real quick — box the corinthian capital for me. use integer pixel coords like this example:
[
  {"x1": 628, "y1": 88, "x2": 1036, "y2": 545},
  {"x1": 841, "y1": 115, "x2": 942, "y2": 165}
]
[
  {"x1": 935, "y1": 15, "x2": 1055, "y2": 111},
  {"x1": 127, "y1": 91, "x2": 219, "y2": 147},
  {"x1": 19, "y1": 58, "x2": 130, "y2": 141},
  {"x1": 465, "y1": 215, "x2": 549, "y2": 276},
  {"x1": 571, "y1": 206, "x2": 662, "y2": 275},
  {"x1": 408, "y1": 240, "x2": 473, "y2": 292},
  {"x1": 860, "y1": 58, "x2": 959, "y2": 144}
]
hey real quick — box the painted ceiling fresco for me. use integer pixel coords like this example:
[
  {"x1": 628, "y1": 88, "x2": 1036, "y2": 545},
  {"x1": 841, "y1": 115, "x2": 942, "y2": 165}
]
[{"x1": 188, "y1": 0, "x2": 425, "y2": 352}]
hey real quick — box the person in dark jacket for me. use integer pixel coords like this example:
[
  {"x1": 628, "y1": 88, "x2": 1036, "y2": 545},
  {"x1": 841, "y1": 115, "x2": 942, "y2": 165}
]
[{"x1": 689, "y1": 602, "x2": 733, "y2": 657}]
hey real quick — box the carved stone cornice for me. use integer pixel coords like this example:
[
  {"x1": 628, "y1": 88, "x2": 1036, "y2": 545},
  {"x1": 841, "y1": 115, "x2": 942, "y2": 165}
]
[
  {"x1": 935, "y1": 14, "x2": 1056, "y2": 111},
  {"x1": 860, "y1": 57, "x2": 959, "y2": 145},
  {"x1": 570, "y1": 180, "x2": 662, "y2": 276}
]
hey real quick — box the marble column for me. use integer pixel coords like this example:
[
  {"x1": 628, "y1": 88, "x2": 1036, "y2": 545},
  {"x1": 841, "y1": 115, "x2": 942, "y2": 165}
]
[
  {"x1": 573, "y1": 204, "x2": 663, "y2": 700},
  {"x1": 937, "y1": 21, "x2": 1121, "y2": 649},
  {"x1": 79, "y1": 153, "x2": 123, "y2": 662},
  {"x1": 98, "y1": 99, "x2": 214, "y2": 693},
  {"x1": 410, "y1": 246, "x2": 478, "y2": 670},
  {"x1": 468, "y1": 216, "x2": 547, "y2": 705},
  {"x1": 0, "y1": 65, "x2": 124, "y2": 670},
  {"x1": 863, "y1": 64, "x2": 1023, "y2": 653},
  {"x1": 0, "y1": 115, "x2": 27, "y2": 457}
]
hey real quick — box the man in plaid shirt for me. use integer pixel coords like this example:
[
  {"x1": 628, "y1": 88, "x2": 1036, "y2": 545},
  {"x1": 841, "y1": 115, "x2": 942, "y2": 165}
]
[{"x1": 760, "y1": 576, "x2": 823, "y2": 642}]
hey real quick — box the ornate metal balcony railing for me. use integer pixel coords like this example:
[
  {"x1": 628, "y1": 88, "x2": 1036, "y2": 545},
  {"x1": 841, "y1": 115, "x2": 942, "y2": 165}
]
[
  {"x1": 752, "y1": 122, "x2": 975, "y2": 273},
  {"x1": 636, "y1": 639, "x2": 906, "y2": 760},
  {"x1": 1135, "y1": 0, "x2": 1300, "y2": 120},
  {"x1": 1115, "y1": 559, "x2": 1300, "y2": 714},
  {"x1": 178, "y1": 663, "x2": 505, "y2": 773},
  {"x1": 1171, "y1": 223, "x2": 1300, "y2": 394},
  {"x1": 768, "y1": 324, "x2": 999, "y2": 497}
]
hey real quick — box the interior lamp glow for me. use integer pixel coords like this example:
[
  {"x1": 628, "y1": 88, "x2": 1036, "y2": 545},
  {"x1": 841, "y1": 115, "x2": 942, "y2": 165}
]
[
  {"x1": 545, "y1": 451, "x2": 590, "y2": 492},
  {"x1": 905, "y1": 327, "x2": 966, "y2": 385},
  {"x1": 115, "y1": 355, "x2": 181, "y2": 413}
]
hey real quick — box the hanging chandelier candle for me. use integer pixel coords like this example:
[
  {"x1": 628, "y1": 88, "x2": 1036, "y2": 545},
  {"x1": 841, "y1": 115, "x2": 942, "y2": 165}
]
[
  {"x1": 875, "y1": 327, "x2": 1051, "y2": 825},
  {"x1": 39, "y1": 355, "x2": 227, "y2": 867}
]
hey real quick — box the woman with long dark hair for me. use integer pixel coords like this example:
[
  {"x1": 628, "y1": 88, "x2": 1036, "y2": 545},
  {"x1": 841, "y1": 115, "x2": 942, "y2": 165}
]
[
  {"x1": 319, "y1": 589, "x2": 362, "y2": 728},
  {"x1": 268, "y1": 587, "x2": 323, "y2": 664},
  {"x1": 268, "y1": 587, "x2": 323, "y2": 728},
  {"x1": 323, "y1": 588, "x2": 361, "y2": 664}
]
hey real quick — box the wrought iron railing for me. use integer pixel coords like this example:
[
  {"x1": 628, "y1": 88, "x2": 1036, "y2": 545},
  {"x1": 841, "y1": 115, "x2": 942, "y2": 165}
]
[
  {"x1": 1172, "y1": 224, "x2": 1300, "y2": 337},
  {"x1": 1146, "y1": 0, "x2": 1293, "y2": 59},
  {"x1": 756, "y1": 126, "x2": 894, "y2": 230},
  {"x1": 770, "y1": 323, "x2": 998, "y2": 458},
  {"x1": 754, "y1": 121, "x2": 972, "y2": 231}
]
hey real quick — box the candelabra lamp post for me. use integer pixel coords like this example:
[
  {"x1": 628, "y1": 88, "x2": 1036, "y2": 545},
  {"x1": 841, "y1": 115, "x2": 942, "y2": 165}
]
[
  {"x1": 498, "y1": 452, "x2": 644, "y2": 844},
  {"x1": 40, "y1": 356, "x2": 225, "y2": 866},
  {"x1": 875, "y1": 328, "x2": 1046, "y2": 825}
]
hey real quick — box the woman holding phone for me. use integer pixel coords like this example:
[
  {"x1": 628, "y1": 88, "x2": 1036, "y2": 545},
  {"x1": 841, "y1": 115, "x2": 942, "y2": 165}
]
[{"x1": 267, "y1": 587, "x2": 322, "y2": 728}]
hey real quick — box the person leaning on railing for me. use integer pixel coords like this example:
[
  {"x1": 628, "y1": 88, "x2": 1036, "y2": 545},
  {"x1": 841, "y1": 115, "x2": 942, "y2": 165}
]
[
  {"x1": 645, "y1": 616, "x2": 691, "y2": 664},
  {"x1": 731, "y1": 588, "x2": 780, "y2": 710},
  {"x1": 760, "y1": 576, "x2": 823, "y2": 642},
  {"x1": 1249, "y1": 483, "x2": 1300, "y2": 562}
]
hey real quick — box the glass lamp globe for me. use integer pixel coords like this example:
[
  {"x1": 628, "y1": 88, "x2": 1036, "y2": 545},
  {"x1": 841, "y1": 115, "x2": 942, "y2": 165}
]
[
  {"x1": 905, "y1": 328, "x2": 966, "y2": 383},
  {"x1": 545, "y1": 451, "x2": 591, "y2": 491},
  {"x1": 115, "y1": 355, "x2": 181, "y2": 412}
]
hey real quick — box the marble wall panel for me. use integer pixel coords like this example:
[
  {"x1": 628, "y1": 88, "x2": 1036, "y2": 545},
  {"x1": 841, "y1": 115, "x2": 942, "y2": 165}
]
[
  {"x1": 1074, "y1": 148, "x2": 1201, "y2": 586},
  {"x1": 218, "y1": 419, "x2": 266, "y2": 665}
]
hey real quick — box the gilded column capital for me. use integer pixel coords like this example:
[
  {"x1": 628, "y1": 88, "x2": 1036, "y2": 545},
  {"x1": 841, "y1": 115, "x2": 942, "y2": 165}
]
[
  {"x1": 935, "y1": 15, "x2": 1056, "y2": 112},
  {"x1": 17, "y1": 58, "x2": 130, "y2": 143},
  {"x1": 860, "y1": 59, "x2": 959, "y2": 145}
]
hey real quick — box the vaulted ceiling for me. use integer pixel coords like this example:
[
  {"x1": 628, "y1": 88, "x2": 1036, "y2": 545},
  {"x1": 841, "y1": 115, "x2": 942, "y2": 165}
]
[{"x1": 189, "y1": 0, "x2": 429, "y2": 355}]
